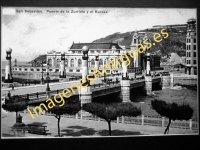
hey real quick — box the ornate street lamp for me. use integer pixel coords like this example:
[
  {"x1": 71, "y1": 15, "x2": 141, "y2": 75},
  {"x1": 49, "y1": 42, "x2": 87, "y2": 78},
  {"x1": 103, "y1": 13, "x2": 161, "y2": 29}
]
[
  {"x1": 46, "y1": 59, "x2": 51, "y2": 91},
  {"x1": 41, "y1": 60, "x2": 45, "y2": 84}
]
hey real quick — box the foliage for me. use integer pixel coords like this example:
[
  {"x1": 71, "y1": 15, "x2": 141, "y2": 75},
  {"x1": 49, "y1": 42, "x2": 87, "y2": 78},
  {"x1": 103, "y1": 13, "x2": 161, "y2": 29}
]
[
  {"x1": 151, "y1": 99, "x2": 193, "y2": 134},
  {"x1": 47, "y1": 103, "x2": 81, "y2": 115},
  {"x1": 83, "y1": 102, "x2": 141, "y2": 136},
  {"x1": 2, "y1": 95, "x2": 28, "y2": 113},
  {"x1": 151, "y1": 99, "x2": 193, "y2": 121}
]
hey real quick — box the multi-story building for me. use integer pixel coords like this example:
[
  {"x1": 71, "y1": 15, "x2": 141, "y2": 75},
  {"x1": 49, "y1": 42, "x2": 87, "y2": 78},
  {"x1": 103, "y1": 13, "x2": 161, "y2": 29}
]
[{"x1": 185, "y1": 18, "x2": 197, "y2": 75}]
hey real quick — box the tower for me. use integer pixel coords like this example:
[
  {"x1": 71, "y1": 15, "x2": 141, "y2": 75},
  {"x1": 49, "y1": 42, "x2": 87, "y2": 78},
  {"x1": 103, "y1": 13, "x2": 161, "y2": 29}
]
[
  {"x1": 121, "y1": 55, "x2": 131, "y2": 103},
  {"x1": 130, "y1": 31, "x2": 139, "y2": 68},
  {"x1": 80, "y1": 46, "x2": 92, "y2": 106},
  {"x1": 4, "y1": 48, "x2": 13, "y2": 83},
  {"x1": 145, "y1": 53, "x2": 152, "y2": 96},
  {"x1": 59, "y1": 52, "x2": 66, "y2": 78},
  {"x1": 186, "y1": 18, "x2": 197, "y2": 75}
]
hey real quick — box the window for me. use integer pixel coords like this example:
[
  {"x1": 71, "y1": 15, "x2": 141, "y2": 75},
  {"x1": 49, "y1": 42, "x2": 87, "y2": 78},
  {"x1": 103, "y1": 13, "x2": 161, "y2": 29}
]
[
  {"x1": 49, "y1": 69, "x2": 52, "y2": 71},
  {"x1": 189, "y1": 60, "x2": 190, "y2": 64},
  {"x1": 194, "y1": 38, "x2": 196, "y2": 43},
  {"x1": 76, "y1": 69, "x2": 80, "y2": 72},
  {"x1": 188, "y1": 39, "x2": 190, "y2": 43},
  {"x1": 72, "y1": 51, "x2": 75, "y2": 53},
  {"x1": 69, "y1": 69, "x2": 73, "y2": 72},
  {"x1": 97, "y1": 50, "x2": 100, "y2": 53},
  {"x1": 189, "y1": 52, "x2": 190, "y2": 57},
  {"x1": 194, "y1": 52, "x2": 196, "y2": 57},
  {"x1": 30, "y1": 69, "x2": 34, "y2": 71},
  {"x1": 78, "y1": 51, "x2": 81, "y2": 53},
  {"x1": 24, "y1": 68, "x2": 27, "y2": 71},
  {"x1": 15, "y1": 68, "x2": 17, "y2": 70},
  {"x1": 194, "y1": 45, "x2": 196, "y2": 50},
  {"x1": 91, "y1": 51, "x2": 94, "y2": 53},
  {"x1": 55, "y1": 69, "x2": 59, "y2": 72},
  {"x1": 43, "y1": 69, "x2": 46, "y2": 71},
  {"x1": 134, "y1": 39, "x2": 136, "y2": 44},
  {"x1": 193, "y1": 60, "x2": 196, "y2": 64},
  {"x1": 188, "y1": 45, "x2": 191, "y2": 50},
  {"x1": 91, "y1": 59, "x2": 95, "y2": 68},
  {"x1": 186, "y1": 39, "x2": 188, "y2": 43},
  {"x1": 65, "y1": 59, "x2": 68, "y2": 67},
  {"x1": 13, "y1": 68, "x2": 15, "y2": 70},
  {"x1": 48, "y1": 59, "x2": 52, "y2": 67},
  {"x1": 78, "y1": 59, "x2": 82, "y2": 67},
  {"x1": 70, "y1": 59, "x2": 74, "y2": 67},
  {"x1": 103, "y1": 50, "x2": 106, "y2": 53},
  {"x1": 37, "y1": 69, "x2": 40, "y2": 71},
  {"x1": 99, "y1": 59, "x2": 103, "y2": 67}
]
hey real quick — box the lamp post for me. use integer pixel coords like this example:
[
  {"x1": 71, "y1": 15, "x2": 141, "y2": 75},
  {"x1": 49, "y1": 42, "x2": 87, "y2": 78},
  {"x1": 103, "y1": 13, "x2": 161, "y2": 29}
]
[
  {"x1": 41, "y1": 60, "x2": 44, "y2": 84},
  {"x1": 46, "y1": 59, "x2": 51, "y2": 91}
]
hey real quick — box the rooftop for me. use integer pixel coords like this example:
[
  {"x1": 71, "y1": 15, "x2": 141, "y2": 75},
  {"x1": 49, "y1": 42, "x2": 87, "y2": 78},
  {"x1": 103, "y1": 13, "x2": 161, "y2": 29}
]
[{"x1": 70, "y1": 42, "x2": 122, "y2": 50}]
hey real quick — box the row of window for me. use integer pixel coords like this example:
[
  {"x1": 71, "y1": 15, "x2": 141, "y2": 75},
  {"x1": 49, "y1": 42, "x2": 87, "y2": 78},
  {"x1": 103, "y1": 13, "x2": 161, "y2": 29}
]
[
  {"x1": 186, "y1": 38, "x2": 196, "y2": 43},
  {"x1": 186, "y1": 45, "x2": 196, "y2": 50},
  {"x1": 13, "y1": 68, "x2": 59, "y2": 72},
  {"x1": 71, "y1": 50, "x2": 120, "y2": 54},
  {"x1": 186, "y1": 60, "x2": 196, "y2": 64},
  {"x1": 186, "y1": 52, "x2": 196, "y2": 57}
]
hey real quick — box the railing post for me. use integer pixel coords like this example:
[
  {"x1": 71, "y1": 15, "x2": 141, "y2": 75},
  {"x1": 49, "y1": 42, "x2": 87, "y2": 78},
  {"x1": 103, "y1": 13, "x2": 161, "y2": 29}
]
[
  {"x1": 75, "y1": 113, "x2": 78, "y2": 119},
  {"x1": 142, "y1": 115, "x2": 144, "y2": 125},
  {"x1": 189, "y1": 119, "x2": 192, "y2": 130},
  {"x1": 162, "y1": 117, "x2": 165, "y2": 127},
  {"x1": 117, "y1": 117, "x2": 119, "y2": 124}
]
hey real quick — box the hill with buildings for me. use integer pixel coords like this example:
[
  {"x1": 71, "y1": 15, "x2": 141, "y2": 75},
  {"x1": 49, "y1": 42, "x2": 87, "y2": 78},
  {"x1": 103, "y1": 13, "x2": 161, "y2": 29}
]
[
  {"x1": 30, "y1": 24, "x2": 187, "y2": 63},
  {"x1": 93, "y1": 25, "x2": 187, "y2": 57}
]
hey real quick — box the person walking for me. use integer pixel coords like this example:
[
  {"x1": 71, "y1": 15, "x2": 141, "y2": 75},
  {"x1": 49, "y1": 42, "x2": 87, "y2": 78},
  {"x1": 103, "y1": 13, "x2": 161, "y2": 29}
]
[{"x1": 11, "y1": 84, "x2": 15, "y2": 91}]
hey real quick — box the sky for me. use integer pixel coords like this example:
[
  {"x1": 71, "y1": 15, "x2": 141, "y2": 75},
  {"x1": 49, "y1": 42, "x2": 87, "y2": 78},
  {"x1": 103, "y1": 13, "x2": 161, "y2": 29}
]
[{"x1": 1, "y1": 7, "x2": 196, "y2": 62}]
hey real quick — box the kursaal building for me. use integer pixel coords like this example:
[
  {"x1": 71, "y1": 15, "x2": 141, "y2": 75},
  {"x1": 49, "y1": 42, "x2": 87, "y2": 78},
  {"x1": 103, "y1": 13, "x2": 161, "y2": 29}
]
[{"x1": 46, "y1": 31, "x2": 161, "y2": 77}]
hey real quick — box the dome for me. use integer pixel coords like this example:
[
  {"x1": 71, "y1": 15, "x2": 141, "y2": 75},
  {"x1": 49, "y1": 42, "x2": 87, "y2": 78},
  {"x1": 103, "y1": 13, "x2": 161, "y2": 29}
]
[
  {"x1": 6, "y1": 47, "x2": 12, "y2": 53},
  {"x1": 187, "y1": 18, "x2": 196, "y2": 23},
  {"x1": 82, "y1": 46, "x2": 89, "y2": 52}
]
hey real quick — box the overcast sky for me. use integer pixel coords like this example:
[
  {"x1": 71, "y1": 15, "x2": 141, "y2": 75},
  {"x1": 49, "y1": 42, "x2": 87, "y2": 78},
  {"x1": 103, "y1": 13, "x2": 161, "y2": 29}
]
[{"x1": 1, "y1": 7, "x2": 196, "y2": 61}]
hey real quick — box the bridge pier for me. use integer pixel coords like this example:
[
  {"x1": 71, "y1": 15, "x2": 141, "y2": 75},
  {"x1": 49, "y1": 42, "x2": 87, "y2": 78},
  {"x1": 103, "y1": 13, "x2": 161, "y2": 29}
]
[
  {"x1": 121, "y1": 56, "x2": 131, "y2": 102},
  {"x1": 145, "y1": 53, "x2": 152, "y2": 96}
]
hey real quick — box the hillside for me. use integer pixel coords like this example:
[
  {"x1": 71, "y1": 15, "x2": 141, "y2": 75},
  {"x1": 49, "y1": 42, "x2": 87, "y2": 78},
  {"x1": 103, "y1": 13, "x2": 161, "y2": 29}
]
[
  {"x1": 93, "y1": 26, "x2": 187, "y2": 57},
  {"x1": 28, "y1": 54, "x2": 47, "y2": 64}
]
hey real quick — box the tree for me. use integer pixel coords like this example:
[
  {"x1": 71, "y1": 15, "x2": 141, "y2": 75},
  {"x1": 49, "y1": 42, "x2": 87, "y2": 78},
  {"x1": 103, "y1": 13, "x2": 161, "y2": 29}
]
[
  {"x1": 2, "y1": 95, "x2": 28, "y2": 117},
  {"x1": 151, "y1": 99, "x2": 193, "y2": 134},
  {"x1": 47, "y1": 103, "x2": 81, "y2": 137},
  {"x1": 83, "y1": 103, "x2": 141, "y2": 136}
]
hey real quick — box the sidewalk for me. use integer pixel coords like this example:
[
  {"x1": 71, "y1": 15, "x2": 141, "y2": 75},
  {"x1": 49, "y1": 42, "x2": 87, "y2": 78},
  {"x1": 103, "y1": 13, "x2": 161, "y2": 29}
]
[{"x1": 1, "y1": 110, "x2": 198, "y2": 138}]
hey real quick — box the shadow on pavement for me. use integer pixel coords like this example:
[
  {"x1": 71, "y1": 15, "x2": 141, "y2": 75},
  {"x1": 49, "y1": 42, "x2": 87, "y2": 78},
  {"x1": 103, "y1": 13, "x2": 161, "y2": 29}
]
[
  {"x1": 2, "y1": 133, "x2": 15, "y2": 137},
  {"x1": 98, "y1": 130, "x2": 143, "y2": 136},
  {"x1": 61, "y1": 127, "x2": 96, "y2": 137},
  {"x1": 27, "y1": 122, "x2": 48, "y2": 126}
]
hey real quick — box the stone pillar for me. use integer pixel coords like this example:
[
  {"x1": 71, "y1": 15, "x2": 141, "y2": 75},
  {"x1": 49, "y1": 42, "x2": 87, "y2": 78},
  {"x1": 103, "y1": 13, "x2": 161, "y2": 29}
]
[
  {"x1": 59, "y1": 52, "x2": 66, "y2": 78},
  {"x1": 121, "y1": 56, "x2": 131, "y2": 102},
  {"x1": 145, "y1": 53, "x2": 152, "y2": 95},
  {"x1": 80, "y1": 46, "x2": 92, "y2": 106},
  {"x1": 5, "y1": 48, "x2": 13, "y2": 83}
]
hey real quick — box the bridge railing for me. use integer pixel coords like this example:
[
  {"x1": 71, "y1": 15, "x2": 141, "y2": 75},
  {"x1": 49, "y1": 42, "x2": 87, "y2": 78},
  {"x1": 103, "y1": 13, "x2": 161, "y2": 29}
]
[
  {"x1": 30, "y1": 111, "x2": 197, "y2": 131},
  {"x1": 92, "y1": 80, "x2": 120, "y2": 89}
]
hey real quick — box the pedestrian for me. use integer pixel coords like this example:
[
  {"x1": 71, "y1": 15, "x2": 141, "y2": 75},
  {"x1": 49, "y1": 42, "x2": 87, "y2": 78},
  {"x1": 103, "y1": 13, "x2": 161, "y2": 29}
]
[
  {"x1": 7, "y1": 91, "x2": 11, "y2": 99},
  {"x1": 11, "y1": 84, "x2": 15, "y2": 91}
]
